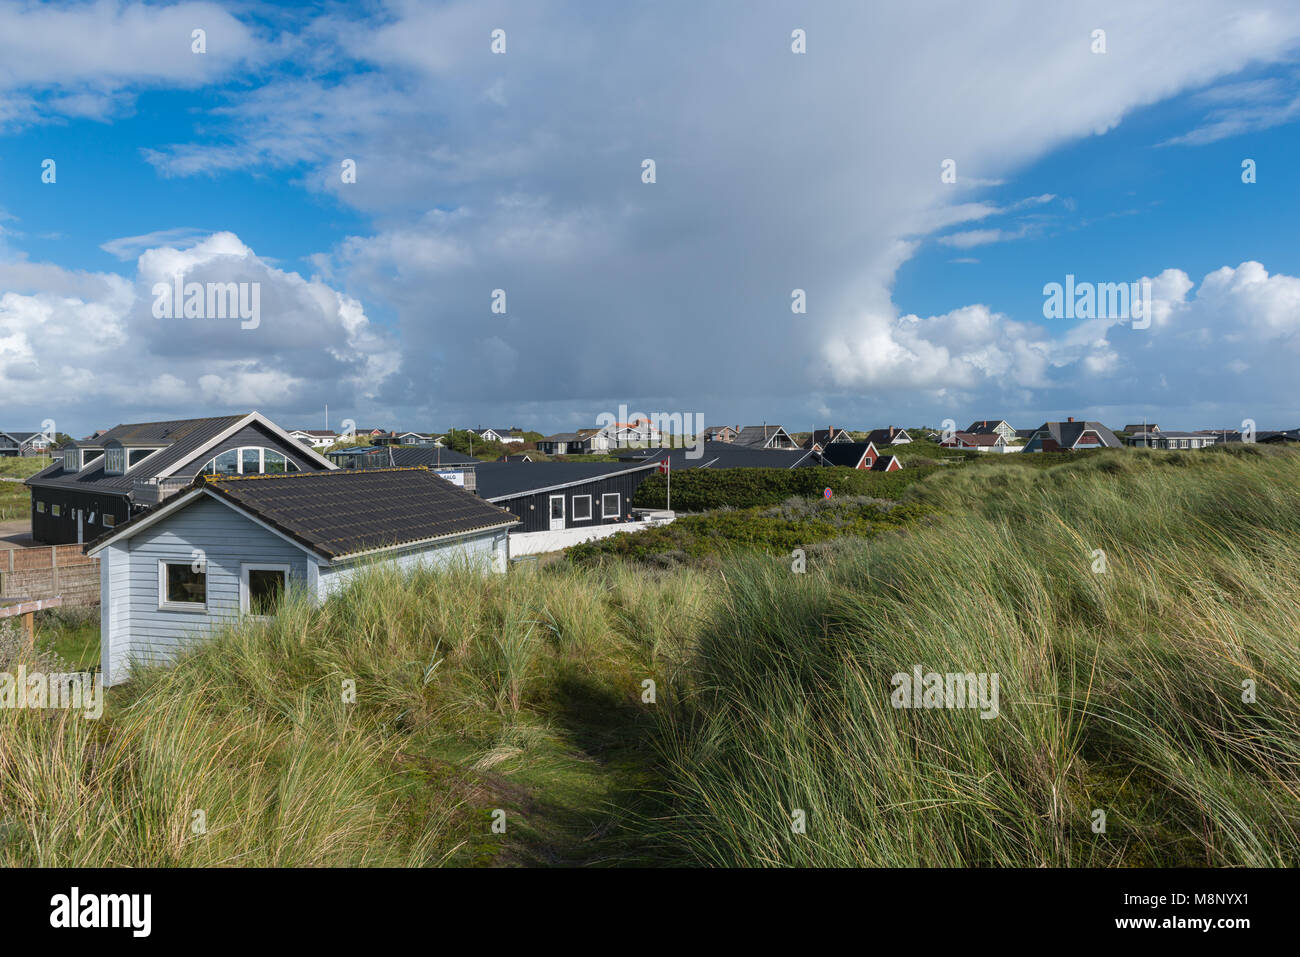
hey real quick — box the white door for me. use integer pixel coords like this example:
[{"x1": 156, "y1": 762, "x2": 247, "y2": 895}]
[{"x1": 549, "y1": 495, "x2": 565, "y2": 531}]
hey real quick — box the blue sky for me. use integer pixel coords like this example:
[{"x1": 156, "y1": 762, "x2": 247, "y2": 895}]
[{"x1": 2, "y1": 1, "x2": 1300, "y2": 437}]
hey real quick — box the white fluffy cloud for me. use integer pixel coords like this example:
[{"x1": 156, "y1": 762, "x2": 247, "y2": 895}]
[
  {"x1": 0, "y1": 0, "x2": 266, "y2": 129},
  {"x1": 820, "y1": 262, "x2": 1300, "y2": 427},
  {"x1": 5, "y1": 1, "x2": 1300, "y2": 433},
  {"x1": 0, "y1": 232, "x2": 399, "y2": 425}
]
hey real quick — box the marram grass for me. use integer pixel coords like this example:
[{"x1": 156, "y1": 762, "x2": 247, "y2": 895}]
[{"x1": 1, "y1": 446, "x2": 1297, "y2": 866}]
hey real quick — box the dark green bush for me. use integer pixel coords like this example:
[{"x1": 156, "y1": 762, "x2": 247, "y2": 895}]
[
  {"x1": 632, "y1": 466, "x2": 938, "y2": 511},
  {"x1": 568, "y1": 495, "x2": 936, "y2": 566}
]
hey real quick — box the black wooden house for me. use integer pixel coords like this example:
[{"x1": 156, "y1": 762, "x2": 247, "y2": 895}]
[{"x1": 26, "y1": 412, "x2": 336, "y2": 545}]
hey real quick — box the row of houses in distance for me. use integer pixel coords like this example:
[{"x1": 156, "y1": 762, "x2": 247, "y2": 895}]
[
  {"x1": 29, "y1": 406, "x2": 1300, "y2": 687},
  {"x1": 286, "y1": 426, "x2": 527, "y2": 449},
  {"x1": 0, "y1": 430, "x2": 55, "y2": 456}
]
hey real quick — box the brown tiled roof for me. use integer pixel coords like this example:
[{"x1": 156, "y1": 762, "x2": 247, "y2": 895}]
[{"x1": 194, "y1": 467, "x2": 516, "y2": 560}]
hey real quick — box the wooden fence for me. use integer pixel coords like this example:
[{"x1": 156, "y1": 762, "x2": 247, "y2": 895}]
[{"x1": 0, "y1": 544, "x2": 99, "y2": 606}]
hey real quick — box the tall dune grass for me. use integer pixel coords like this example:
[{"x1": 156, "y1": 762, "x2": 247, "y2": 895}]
[
  {"x1": 653, "y1": 447, "x2": 1300, "y2": 865},
  {"x1": 2, "y1": 446, "x2": 1297, "y2": 866}
]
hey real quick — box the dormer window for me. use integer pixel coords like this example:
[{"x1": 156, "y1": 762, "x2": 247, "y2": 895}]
[
  {"x1": 104, "y1": 447, "x2": 126, "y2": 474},
  {"x1": 128, "y1": 447, "x2": 163, "y2": 468},
  {"x1": 61, "y1": 449, "x2": 79, "y2": 472}
]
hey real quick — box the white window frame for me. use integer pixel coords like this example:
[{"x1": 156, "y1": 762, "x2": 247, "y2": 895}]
[
  {"x1": 241, "y1": 562, "x2": 291, "y2": 617},
  {"x1": 158, "y1": 559, "x2": 208, "y2": 612},
  {"x1": 51, "y1": 504, "x2": 61, "y2": 517},
  {"x1": 104, "y1": 447, "x2": 126, "y2": 474},
  {"x1": 204, "y1": 447, "x2": 300, "y2": 476},
  {"x1": 35, "y1": 501, "x2": 45, "y2": 513},
  {"x1": 601, "y1": 492, "x2": 621, "y2": 519},
  {"x1": 571, "y1": 495, "x2": 593, "y2": 521},
  {"x1": 126, "y1": 447, "x2": 164, "y2": 471},
  {"x1": 102, "y1": 513, "x2": 116, "y2": 528}
]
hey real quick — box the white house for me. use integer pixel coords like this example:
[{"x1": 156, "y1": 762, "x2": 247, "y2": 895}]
[
  {"x1": 86, "y1": 467, "x2": 518, "y2": 685},
  {"x1": 288, "y1": 429, "x2": 339, "y2": 448},
  {"x1": 470, "y1": 427, "x2": 525, "y2": 445}
]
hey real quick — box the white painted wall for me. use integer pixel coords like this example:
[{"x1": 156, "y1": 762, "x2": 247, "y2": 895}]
[{"x1": 509, "y1": 516, "x2": 674, "y2": 556}]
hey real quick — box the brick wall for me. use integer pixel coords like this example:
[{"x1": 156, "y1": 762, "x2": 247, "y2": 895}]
[{"x1": 0, "y1": 545, "x2": 99, "y2": 605}]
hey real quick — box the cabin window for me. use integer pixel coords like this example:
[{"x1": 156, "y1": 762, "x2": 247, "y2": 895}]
[
  {"x1": 36, "y1": 501, "x2": 45, "y2": 513},
  {"x1": 128, "y1": 448, "x2": 161, "y2": 468},
  {"x1": 203, "y1": 447, "x2": 301, "y2": 476},
  {"x1": 571, "y1": 495, "x2": 592, "y2": 521},
  {"x1": 102, "y1": 514, "x2": 116, "y2": 528},
  {"x1": 51, "y1": 504, "x2": 61, "y2": 517},
  {"x1": 242, "y1": 563, "x2": 289, "y2": 617},
  {"x1": 160, "y1": 561, "x2": 207, "y2": 610},
  {"x1": 601, "y1": 493, "x2": 621, "y2": 519},
  {"x1": 83, "y1": 449, "x2": 103, "y2": 466},
  {"x1": 104, "y1": 448, "x2": 126, "y2": 474}
]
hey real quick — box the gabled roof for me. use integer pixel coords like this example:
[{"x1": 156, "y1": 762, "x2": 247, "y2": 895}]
[
  {"x1": 818, "y1": 442, "x2": 879, "y2": 468},
  {"x1": 1123, "y1": 424, "x2": 1159, "y2": 433},
  {"x1": 871, "y1": 454, "x2": 901, "y2": 471},
  {"x1": 732, "y1": 425, "x2": 795, "y2": 448},
  {"x1": 27, "y1": 412, "x2": 336, "y2": 494},
  {"x1": 1027, "y1": 420, "x2": 1123, "y2": 449},
  {"x1": 966, "y1": 420, "x2": 1011, "y2": 434},
  {"x1": 944, "y1": 432, "x2": 1005, "y2": 447},
  {"x1": 803, "y1": 427, "x2": 853, "y2": 449},
  {"x1": 472, "y1": 461, "x2": 659, "y2": 501},
  {"x1": 0, "y1": 431, "x2": 40, "y2": 443},
  {"x1": 863, "y1": 426, "x2": 911, "y2": 446},
  {"x1": 87, "y1": 468, "x2": 517, "y2": 562}
]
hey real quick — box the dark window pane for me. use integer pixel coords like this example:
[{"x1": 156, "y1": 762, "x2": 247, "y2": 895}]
[
  {"x1": 248, "y1": 568, "x2": 285, "y2": 616},
  {"x1": 263, "y1": 450, "x2": 287, "y2": 473},
  {"x1": 211, "y1": 449, "x2": 239, "y2": 474},
  {"x1": 243, "y1": 448, "x2": 261, "y2": 474},
  {"x1": 166, "y1": 563, "x2": 206, "y2": 605}
]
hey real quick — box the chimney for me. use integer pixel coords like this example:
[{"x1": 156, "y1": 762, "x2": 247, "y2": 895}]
[{"x1": 1067, "y1": 416, "x2": 1074, "y2": 423}]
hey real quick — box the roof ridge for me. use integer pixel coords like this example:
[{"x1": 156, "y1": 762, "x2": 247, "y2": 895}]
[{"x1": 201, "y1": 465, "x2": 429, "y2": 484}]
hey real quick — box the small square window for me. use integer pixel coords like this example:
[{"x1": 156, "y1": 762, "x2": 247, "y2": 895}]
[
  {"x1": 161, "y1": 561, "x2": 207, "y2": 609},
  {"x1": 36, "y1": 501, "x2": 45, "y2": 514},
  {"x1": 601, "y1": 493, "x2": 620, "y2": 519},
  {"x1": 242, "y1": 564, "x2": 289, "y2": 617},
  {"x1": 571, "y1": 495, "x2": 592, "y2": 521},
  {"x1": 51, "y1": 504, "x2": 61, "y2": 517},
  {"x1": 103, "y1": 514, "x2": 116, "y2": 528}
]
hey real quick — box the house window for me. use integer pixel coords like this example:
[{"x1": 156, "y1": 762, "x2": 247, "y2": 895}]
[
  {"x1": 103, "y1": 514, "x2": 116, "y2": 528},
  {"x1": 572, "y1": 495, "x2": 592, "y2": 521},
  {"x1": 203, "y1": 447, "x2": 301, "y2": 476},
  {"x1": 51, "y1": 504, "x2": 61, "y2": 518},
  {"x1": 242, "y1": 564, "x2": 289, "y2": 617},
  {"x1": 104, "y1": 448, "x2": 126, "y2": 474},
  {"x1": 128, "y1": 448, "x2": 161, "y2": 468},
  {"x1": 160, "y1": 561, "x2": 207, "y2": 610},
  {"x1": 601, "y1": 493, "x2": 621, "y2": 519},
  {"x1": 36, "y1": 501, "x2": 45, "y2": 514},
  {"x1": 62, "y1": 450, "x2": 79, "y2": 472}
]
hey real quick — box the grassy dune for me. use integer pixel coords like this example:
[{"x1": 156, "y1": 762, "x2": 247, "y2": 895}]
[{"x1": 2, "y1": 446, "x2": 1298, "y2": 866}]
